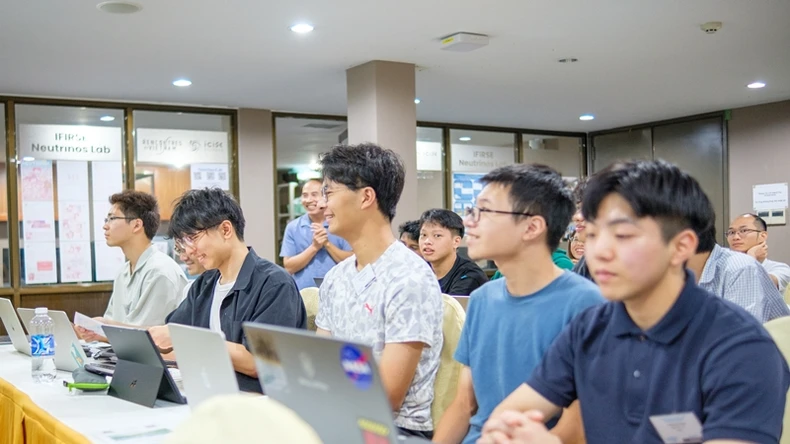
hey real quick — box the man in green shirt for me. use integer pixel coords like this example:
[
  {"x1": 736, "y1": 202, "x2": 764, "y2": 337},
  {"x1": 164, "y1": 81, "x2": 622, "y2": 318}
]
[{"x1": 490, "y1": 250, "x2": 573, "y2": 280}]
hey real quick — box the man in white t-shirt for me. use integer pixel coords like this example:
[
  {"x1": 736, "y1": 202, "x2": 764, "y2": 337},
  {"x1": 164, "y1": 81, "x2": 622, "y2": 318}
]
[
  {"x1": 315, "y1": 143, "x2": 443, "y2": 440},
  {"x1": 727, "y1": 213, "x2": 790, "y2": 293}
]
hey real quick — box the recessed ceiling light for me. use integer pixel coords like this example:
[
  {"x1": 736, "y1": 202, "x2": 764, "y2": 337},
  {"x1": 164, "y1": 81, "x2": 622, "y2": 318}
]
[
  {"x1": 747, "y1": 81, "x2": 766, "y2": 89},
  {"x1": 579, "y1": 114, "x2": 595, "y2": 121},
  {"x1": 290, "y1": 23, "x2": 314, "y2": 34},
  {"x1": 100, "y1": 116, "x2": 115, "y2": 122},
  {"x1": 414, "y1": 98, "x2": 421, "y2": 104},
  {"x1": 96, "y1": 1, "x2": 142, "y2": 14},
  {"x1": 173, "y1": 79, "x2": 192, "y2": 87},
  {"x1": 22, "y1": 157, "x2": 35, "y2": 162},
  {"x1": 459, "y1": 137, "x2": 472, "y2": 142}
]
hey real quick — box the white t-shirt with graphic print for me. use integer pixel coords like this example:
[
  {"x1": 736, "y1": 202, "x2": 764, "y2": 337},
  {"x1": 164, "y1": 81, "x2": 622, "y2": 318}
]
[{"x1": 315, "y1": 241, "x2": 444, "y2": 432}]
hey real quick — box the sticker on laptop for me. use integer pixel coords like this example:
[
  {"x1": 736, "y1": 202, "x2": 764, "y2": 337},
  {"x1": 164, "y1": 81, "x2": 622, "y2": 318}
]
[
  {"x1": 340, "y1": 344, "x2": 373, "y2": 390},
  {"x1": 358, "y1": 418, "x2": 390, "y2": 444}
]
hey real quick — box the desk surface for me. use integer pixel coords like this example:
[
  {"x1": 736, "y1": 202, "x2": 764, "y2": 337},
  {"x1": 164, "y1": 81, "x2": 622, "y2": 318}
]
[{"x1": 0, "y1": 344, "x2": 190, "y2": 443}]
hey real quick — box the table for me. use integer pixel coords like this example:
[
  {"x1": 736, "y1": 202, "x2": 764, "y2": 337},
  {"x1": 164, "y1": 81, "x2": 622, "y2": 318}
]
[{"x1": 0, "y1": 345, "x2": 190, "y2": 444}]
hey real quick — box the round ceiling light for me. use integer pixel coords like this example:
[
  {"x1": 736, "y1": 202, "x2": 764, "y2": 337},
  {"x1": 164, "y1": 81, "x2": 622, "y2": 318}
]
[
  {"x1": 747, "y1": 81, "x2": 766, "y2": 89},
  {"x1": 414, "y1": 98, "x2": 421, "y2": 104},
  {"x1": 96, "y1": 1, "x2": 142, "y2": 14},
  {"x1": 173, "y1": 79, "x2": 192, "y2": 87},
  {"x1": 100, "y1": 116, "x2": 116, "y2": 122},
  {"x1": 579, "y1": 114, "x2": 595, "y2": 121},
  {"x1": 459, "y1": 137, "x2": 472, "y2": 142},
  {"x1": 290, "y1": 23, "x2": 315, "y2": 34}
]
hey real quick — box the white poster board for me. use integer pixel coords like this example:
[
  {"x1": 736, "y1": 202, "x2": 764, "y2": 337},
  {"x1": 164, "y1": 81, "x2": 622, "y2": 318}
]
[
  {"x1": 753, "y1": 183, "x2": 788, "y2": 211},
  {"x1": 416, "y1": 142, "x2": 443, "y2": 171},
  {"x1": 19, "y1": 161, "x2": 58, "y2": 284},
  {"x1": 190, "y1": 163, "x2": 230, "y2": 190},
  {"x1": 136, "y1": 129, "x2": 229, "y2": 165},
  {"x1": 91, "y1": 164, "x2": 126, "y2": 281},
  {"x1": 17, "y1": 125, "x2": 122, "y2": 162},
  {"x1": 451, "y1": 145, "x2": 515, "y2": 173}
]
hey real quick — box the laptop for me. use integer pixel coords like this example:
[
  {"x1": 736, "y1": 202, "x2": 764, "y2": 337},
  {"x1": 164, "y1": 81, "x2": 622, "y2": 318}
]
[
  {"x1": 17, "y1": 308, "x2": 88, "y2": 372},
  {"x1": 0, "y1": 298, "x2": 30, "y2": 355},
  {"x1": 313, "y1": 277, "x2": 324, "y2": 287},
  {"x1": 243, "y1": 323, "x2": 430, "y2": 444},
  {"x1": 169, "y1": 324, "x2": 239, "y2": 410},
  {"x1": 102, "y1": 325, "x2": 187, "y2": 408}
]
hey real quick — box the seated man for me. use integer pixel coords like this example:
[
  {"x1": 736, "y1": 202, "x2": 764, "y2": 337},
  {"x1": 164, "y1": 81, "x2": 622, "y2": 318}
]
[
  {"x1": 149, "y1": 188, "x2": 307, "y2": 393},
  {"x1": 398, "y1": 219, "x2": 422, "y2": 257},
  {"x1": 688, "y1": 221, "x2": 789, "y2": 323},
  {"x1": 480, "y1": 160, "x2": 789, "y2": 444},
  {"x1": 418, "y1": 208, "x2": 487, "y2": 296},
  {"x1": 175, "y1": 242, "x2": 207, "y2": 304},
  {"x1": 78, "y1": 191, "x2": 187, "y2": 341},
  {"x1": 727, "y1": 213, "x2": 790, "y2": 292},
  {"x1": 280, "y1": 178, "x2": 353, "y2": 290},
  {"x1": 316, "y1": 143, "x2": 443, "y2": 439},
  {"x1": 433, "y1": 165, "x2": 602, "y2": 444}
]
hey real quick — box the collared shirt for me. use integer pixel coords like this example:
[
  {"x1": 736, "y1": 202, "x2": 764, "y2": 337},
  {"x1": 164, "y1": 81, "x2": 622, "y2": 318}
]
[
  {"x1": 279, "y1": 214, "x2": 352, "y2": 290},
  {"x1": 104, "y1": 244, "x2": 187, "y2": 326},
  {"x1": 699, "y1": 244, "x2": 789, "y2": 322},
  {"x1": 166, "y1": 248, "x2": 307, "y2": 393},
  {"x1": 528, "y1": 270, "x2": 790, "y2": 444},
  {"x1": 763, "y1": 258, "x2": 790, "y2": 293}
]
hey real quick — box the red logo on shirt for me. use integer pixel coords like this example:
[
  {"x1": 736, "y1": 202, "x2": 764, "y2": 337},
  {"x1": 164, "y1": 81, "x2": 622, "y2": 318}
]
[{"x1": 364, "y1": 303, "x2": 374, "y2": 314}]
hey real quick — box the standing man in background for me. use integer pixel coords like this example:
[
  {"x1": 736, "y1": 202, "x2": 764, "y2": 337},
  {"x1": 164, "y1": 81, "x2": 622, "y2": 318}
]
[{"x1": 280, "y1": 178, "x2": 353, "y2": 290}]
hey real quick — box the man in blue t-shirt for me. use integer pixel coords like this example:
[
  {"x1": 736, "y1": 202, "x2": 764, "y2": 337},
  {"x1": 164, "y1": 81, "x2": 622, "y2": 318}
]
[
  {"x1": 280, "y1": 179, "x2": 352, "y2": 290},
  {"x1": 480, "y1": 160, "x2": 790, "y2": 444},
  {"x1": 433, "y1": 164, "x2": 603, "y2": 444}
]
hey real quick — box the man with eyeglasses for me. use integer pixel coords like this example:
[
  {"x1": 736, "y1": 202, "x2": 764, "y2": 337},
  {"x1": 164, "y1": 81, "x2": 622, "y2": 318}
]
[
  {"x1": 726, "y1": 213, "x2": 790, "y2": 293},
  {"x1": 77, "y1": 191, "x2": 187, "y2": 342},
  {"x1": 174, "y1": 242, "x2": 206, "y2": 303},
  {"x1": 280, "y1": 178, "x2": 352, "y2": 290},
  {"x1": 433, "y1": 164, "x2": 602, "y2": 444},
  {"x1": 148, "y1": 188, "x2": 306, "y2": 393}
]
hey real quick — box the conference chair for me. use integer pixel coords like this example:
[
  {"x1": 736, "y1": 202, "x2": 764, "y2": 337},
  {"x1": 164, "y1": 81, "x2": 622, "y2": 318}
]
[
  {"x1": 299, "y1": 287, "x2": 320, "y2": 332},
  {"x1": 431, "y1": 294, "x2": 467, "y2": 427}
]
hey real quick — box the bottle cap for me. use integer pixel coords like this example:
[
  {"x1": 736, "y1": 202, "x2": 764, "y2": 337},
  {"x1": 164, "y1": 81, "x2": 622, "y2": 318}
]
[{"x1": 34, "y1": 307, "x2": 48, "y2": 315}]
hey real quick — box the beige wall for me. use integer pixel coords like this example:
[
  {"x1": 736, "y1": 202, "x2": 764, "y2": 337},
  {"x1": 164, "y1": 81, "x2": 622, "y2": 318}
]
[
  {"x1": 237, "y1": 108, "x2": 277, "y2": 261},
  {"x1": 729, "y1": 100, "x2": 790, "y2": 264}
]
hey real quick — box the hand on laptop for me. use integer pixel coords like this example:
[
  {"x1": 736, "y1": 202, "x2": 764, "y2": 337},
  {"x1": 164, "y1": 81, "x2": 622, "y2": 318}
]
[
  {"x1": 478, "y1": 410, "x2": 560, "y2": 444},
  {"x1": 149, "y1": 325, "x2": 173, "y2": 353}
]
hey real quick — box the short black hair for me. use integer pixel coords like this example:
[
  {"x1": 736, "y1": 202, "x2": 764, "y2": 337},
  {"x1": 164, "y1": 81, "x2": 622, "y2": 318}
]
[
  {"x1": 480, "y1": 164, "x2": 574, "y2": 251},
  {"x1": 573, "y1": 177, "x2": 588, "y2": 207},
  {"x1": 582, "y1": 159, "x2": 715, "y2": 250},
  {"x1": 168, "y1": 188, "x2": 246, "y2": 241},
  {"x1": 319, "y1": 143, "x2": 405, "y2": 221},
  {"x1": 744, "y1": 213, "x2": 768, "y2": 232},
  {"x1": 420, "y1": 209, "x2": 465, "y2": 237},
  {"x1": 109, "y1": 190, "x2": 160, "y2": 240},
  {"x1": 398, "y1": 220, "x2": 420, "y2": 242}
]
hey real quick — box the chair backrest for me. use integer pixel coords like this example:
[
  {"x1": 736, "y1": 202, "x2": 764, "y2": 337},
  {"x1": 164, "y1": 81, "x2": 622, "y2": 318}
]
[
  {"x1": 300, "y1": 287, "x2": 320, "y2": 331},
  {"x1": 432, "y1": 294, "x2": 467, "y2": 428},
  {"x1": 165, "y1": 394, "x2": 323, "y2": 444},
  {"x1": 763, "y1": 317, "x2": 790, "y2": 444}
]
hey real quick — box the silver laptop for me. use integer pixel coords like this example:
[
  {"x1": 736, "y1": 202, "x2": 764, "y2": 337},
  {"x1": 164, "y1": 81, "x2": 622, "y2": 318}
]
[
  {"x1": 17, "y1": 308, "x2": 88, "y2": 372},
  {"x1": 169, "y1": 324, "x2": 239, "y2": 409},
  {"x1": 0, "y1": 298, "x2": 31, "y2": 355},
  {"x1": 243, "y1": 323, "x2": 430, "y2": 444}
]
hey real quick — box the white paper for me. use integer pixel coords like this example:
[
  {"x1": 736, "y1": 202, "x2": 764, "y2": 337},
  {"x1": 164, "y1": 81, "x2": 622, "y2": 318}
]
[
  {"x1": 94, "y1": 241, "x2": 126, "y2": 282},
  {"x1": 91, "y1": 161, "x2": 123, "y2": 202},
  {"x1": 753, "y1": 183, "x2": 788, "y2": 211},
  {"x1": 74, "y1": 311, "x2": 105, "y2": 337},
  {"x1": 20, "y1": 160, "x2": 54, "y2": 201},
  {"x1": 22, "y1": 201, "x2": 57, "y2": 243},
  {"x1": 59, "y1": 241, "x2": 93, "y2": 283},
  {"x1": 56, "y1": 161, "x2": 90, "y2": 201},
  {"x1": 58, "y1": 201, "x2": 91, "y2": 242},
  {"x1": 92, "y1": 200, "x2": 112, "y2": 239},
  {"x1": 24, "y1": 241, "x2": 58, "y2": 284},
  {"x1": 190, "y1": 163, "x2": 229, "y2": 190}
]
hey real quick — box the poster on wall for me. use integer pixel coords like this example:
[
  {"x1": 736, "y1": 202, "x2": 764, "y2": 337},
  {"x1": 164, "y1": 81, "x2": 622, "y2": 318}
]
[
  {"x1": 21, "y1": 202, "x2": 56, "y2": 243},
  {"x1": 190, "y1": 163, "x2": 229, "y2": 190},
  {"x1": 20, "y1": 160, "x2": 54, "y2": 201},
  {"x1": 753, "y1": 183, "x2": 788, "y2": 211},
  {"x1": 24, "y1": 242, "x2": 58, "y2": 284},
  {"x1": 59, "y1": 242, "x2": 93, "y2": 283},
  {"x1": 91, "y1": 161, "x2": 124, "y2": 200},
  {"x1": 136, "y1": 128, "x2": 229, "y2": 165},
  {"x1": 56, "y1": 161, "x2": 90, "y2": 201},
  {"x1": 452, "y1": 173, "x2": 486, "y2": 216},
  {"x1": 17, "y1": 124, "x2": 122, "y2": 162},
  {"x1": 91, "y1": 199, "x2": 126, "y2": 281}
]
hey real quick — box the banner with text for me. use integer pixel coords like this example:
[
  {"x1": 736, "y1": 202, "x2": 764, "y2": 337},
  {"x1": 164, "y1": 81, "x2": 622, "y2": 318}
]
[
  {"x1": 18, "y1": 124, "x2": 122, "y2": 162},
  {"x1": 416, "y1": 142, "x2": 443, "y2": 171},
  {"x1": 136, "y1": 128, "x2": 229, "y2": 165},
  {"x1": 451, "y1": 145, "x2": 515, "y2": 173}
]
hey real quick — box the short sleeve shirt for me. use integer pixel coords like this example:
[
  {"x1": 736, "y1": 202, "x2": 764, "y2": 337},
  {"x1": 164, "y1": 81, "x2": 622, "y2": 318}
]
[
  {"x1": 315, "y1": 241, "x2": 444, "y2": 432},
  {"x1": 279, "y1": 214, "x2": 352, "y2": 290}
]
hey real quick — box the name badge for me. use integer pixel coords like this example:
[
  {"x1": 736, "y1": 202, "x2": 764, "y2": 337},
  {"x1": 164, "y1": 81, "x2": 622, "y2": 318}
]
[
  {"x1": 649, "y1": 412, "x2": 703, "y2": 444},
  {"x1": 352, "y1": 264, "x2": 376, "y2": 295}
]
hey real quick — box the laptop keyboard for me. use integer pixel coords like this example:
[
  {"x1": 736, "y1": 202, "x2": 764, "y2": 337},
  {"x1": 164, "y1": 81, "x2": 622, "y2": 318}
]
[{"x1": 85, "y1": 362, "x2": 116, "y2": 376}]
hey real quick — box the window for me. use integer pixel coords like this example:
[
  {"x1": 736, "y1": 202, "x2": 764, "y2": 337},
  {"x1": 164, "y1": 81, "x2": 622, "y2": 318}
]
[
  {"x1": 0, "y1": 105, "x2": 8, "y2": 286},
  {"x1": 416, "y1": 127, "x2": 445, "y2": 212},
  {"x1": 133, "y1": 110, "x2": 233, "y2": 277},
  {"x1": 521, "y1": 134, "x2": 585, "y2": 180},
  {"x1": 14, "y1": 104, "x2": 125, "y2": 285}
]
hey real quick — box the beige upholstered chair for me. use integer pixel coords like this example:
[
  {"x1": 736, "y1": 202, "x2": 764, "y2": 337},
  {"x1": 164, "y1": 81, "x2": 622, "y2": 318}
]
[
  {"x1": 300, "y1": 287, "x2": 320, "y2": 331},
  {"x1": 764, "y1": 317, "x2": 790, "y2": 444},
  {"x1": 166, "y1": 394, "x2": 323, "y2": 443},
  {"x1": 432, "y1": 294, "x2": 467, "y2": 427}
]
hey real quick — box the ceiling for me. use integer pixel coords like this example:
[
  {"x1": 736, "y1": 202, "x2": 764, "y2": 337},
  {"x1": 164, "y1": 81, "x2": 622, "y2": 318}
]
[{"x1": 1, "y1": 1, "x2": 789, "y2": 132}]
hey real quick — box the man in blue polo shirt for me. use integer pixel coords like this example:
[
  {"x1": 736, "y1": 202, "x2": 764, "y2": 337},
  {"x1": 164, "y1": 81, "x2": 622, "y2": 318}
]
[
  {"x1": 480, "y1": 160, "x2": 790, "y2": 444},
  {"x1": 280, "y1": 179, "x2": 352, "y2": 289}
]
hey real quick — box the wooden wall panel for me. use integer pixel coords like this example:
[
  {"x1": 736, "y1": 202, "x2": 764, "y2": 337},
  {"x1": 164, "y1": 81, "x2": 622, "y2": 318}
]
[
  {"x1": 19, "y1": 292, "x2": 111, "y2": 322},
  {"x1": 136, "y1": 165, "x2": 190, "y2": 221}
]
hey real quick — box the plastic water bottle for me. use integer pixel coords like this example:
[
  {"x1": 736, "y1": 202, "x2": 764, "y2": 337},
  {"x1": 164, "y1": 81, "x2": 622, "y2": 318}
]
[{"x1": 30, "y1": 307, "x2": 57, "y2": 383}]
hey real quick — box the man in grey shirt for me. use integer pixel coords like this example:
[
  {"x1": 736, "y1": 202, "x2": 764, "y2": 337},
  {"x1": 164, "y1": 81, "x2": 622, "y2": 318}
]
[{"x1": 315, "y1": 143, "x2": 443, "y2": 439}]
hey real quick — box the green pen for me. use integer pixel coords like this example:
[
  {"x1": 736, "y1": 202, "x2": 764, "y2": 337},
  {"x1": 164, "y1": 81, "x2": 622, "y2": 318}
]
[{"x1": 62, "y1": 380, "x2": 109, "y2": 392}]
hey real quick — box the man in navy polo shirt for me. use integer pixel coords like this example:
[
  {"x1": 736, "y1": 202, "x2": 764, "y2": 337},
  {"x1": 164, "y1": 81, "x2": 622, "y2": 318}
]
[
  {"x1": 480, "y1": 160, "x2": 790, "y2": 444},
  {"x1": 281, "y1": 178, "x2": 353, "y2": 290}
]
